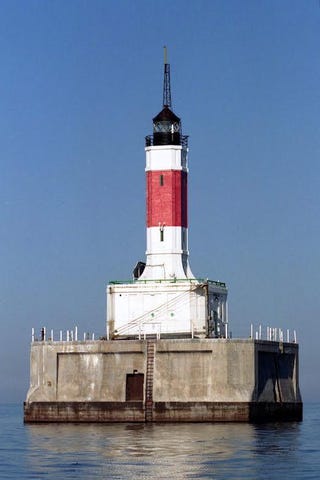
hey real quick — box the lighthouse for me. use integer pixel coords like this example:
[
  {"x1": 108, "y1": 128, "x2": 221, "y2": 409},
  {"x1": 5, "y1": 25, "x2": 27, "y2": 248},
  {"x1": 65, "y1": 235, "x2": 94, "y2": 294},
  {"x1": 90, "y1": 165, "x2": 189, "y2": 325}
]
[
  {"x1": 140, "y1": 47, "x2": 193, "y2": 281},
  {"x1": 107, "y1": 49, "x2": 228, "y2": 339},
  {"x1": 24, "y1": 48, "x2": 303, "y2": 424}
]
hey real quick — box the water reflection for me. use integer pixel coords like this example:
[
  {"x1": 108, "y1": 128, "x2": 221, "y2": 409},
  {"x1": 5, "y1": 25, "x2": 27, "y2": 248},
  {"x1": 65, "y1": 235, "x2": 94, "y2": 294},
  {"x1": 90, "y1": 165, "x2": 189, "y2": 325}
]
[
  {"x1": 26, "y1": 422, "x2": 289, "y2": 479},
  {"x1": 1, "y1": 404, "x2": 314, "y2": 480},
  {"x1": 25, "y1": 423, "x2": 308, "y2": 480},
  {"x1": 252, "y1": 422, "x2": 301, "y2": 455}
]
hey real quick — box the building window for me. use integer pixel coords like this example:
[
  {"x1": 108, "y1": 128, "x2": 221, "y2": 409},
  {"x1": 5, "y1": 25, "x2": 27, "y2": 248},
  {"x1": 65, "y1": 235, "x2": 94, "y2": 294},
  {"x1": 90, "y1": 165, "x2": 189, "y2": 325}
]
[
  {"x1": 160, "y1": 229, "x2": 164, "y2": 242},
  {"x1": 160, "y1": 174, "x2": 164, "y2": 186}
]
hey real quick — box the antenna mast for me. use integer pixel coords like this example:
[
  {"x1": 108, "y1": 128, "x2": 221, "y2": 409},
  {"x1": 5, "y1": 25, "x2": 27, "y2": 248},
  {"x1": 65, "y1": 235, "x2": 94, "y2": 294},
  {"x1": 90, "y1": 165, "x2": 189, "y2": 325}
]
[{"x1": 163, "y1": 46, "x2": 172, "y2": 108}]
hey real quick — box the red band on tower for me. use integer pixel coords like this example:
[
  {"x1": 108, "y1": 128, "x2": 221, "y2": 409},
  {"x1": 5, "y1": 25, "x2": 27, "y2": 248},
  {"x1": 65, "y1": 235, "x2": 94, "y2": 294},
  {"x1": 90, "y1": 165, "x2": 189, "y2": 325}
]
[{"x1": 147, "y1": 170, "x2": 188, "y2": 228}]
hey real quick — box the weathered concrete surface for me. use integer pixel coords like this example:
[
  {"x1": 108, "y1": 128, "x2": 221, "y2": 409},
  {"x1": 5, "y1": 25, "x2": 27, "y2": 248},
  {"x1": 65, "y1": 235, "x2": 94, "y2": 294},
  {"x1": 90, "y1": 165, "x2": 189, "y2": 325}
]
[
  {"x1": 24, "y1": 402, "x2": 145, "y2": 422},
  {"x1": 24, "y1": 338, "x2": 302, "y2": 422},
  {"x1": 24, "y1": 401, "x2": 302, "y2": 423}
]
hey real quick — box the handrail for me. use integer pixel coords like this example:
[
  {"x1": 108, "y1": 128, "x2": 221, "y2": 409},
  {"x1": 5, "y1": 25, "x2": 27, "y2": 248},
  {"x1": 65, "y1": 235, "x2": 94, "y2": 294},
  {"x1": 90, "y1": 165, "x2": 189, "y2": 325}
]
[
  {"x1": 145, "y1": 134, "x2": 189, "y2": 148},
  {"x1": 109, "y1": 278, "x2": 227, "y2": 288}
]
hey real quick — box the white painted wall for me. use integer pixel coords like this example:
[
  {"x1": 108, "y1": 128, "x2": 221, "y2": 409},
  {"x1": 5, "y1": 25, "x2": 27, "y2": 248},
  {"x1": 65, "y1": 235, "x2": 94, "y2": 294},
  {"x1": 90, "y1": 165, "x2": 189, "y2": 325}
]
[
  {"x1": 107, "y1": 280, "x2": 228, "y2": 339},
  {"x1": 140, "y1": 226, "x2": 192, "y2": 280},
  {"x1": 145, "y1": 145, "x2": 188, "y2": 172},
  {"x1": 107, "y1": 281, "x2": 204, "y2": 337}
]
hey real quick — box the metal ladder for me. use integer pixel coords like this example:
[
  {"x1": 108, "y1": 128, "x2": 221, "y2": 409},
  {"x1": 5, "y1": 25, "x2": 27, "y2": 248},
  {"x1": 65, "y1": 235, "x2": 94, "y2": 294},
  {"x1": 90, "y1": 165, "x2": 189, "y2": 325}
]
[{"x1": 145, "y1": 340, "x2": 155, "y2": 422}]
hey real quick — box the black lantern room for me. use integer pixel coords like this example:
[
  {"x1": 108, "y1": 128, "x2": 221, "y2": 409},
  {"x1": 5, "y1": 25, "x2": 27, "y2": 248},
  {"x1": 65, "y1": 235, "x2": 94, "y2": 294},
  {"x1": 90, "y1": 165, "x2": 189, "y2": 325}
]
[{"x1": 152, "y1": 106, "x2": 181, "y2": 146}]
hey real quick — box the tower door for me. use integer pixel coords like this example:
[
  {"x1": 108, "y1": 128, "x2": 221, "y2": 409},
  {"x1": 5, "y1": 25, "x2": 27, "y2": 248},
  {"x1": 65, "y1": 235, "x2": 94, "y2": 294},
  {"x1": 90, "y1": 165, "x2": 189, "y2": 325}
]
[{"x1": 126, "y1": 373, "x2": 144, "y2": 401}]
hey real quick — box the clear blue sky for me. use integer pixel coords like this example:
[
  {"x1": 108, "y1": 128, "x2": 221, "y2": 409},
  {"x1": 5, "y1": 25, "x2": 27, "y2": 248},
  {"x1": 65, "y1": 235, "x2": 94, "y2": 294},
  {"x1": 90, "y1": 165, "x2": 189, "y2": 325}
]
[{"x1": 0, "y1": 0, "x2": 319, "y2": 403}]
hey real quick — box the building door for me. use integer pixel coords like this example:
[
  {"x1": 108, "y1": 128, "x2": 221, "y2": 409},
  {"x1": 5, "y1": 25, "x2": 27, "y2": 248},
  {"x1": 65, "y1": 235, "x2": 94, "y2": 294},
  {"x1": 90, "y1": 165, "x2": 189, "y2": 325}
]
[{"x1": 126, "y1": 373, "x2": 144, "y2": 401}]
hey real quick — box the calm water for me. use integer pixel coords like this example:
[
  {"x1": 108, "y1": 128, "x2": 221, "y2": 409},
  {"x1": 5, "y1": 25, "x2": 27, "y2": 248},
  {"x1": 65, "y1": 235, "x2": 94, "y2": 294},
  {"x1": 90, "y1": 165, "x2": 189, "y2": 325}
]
[{"x1": 0, "y1": 404, "x2": 319, "y2": 479}]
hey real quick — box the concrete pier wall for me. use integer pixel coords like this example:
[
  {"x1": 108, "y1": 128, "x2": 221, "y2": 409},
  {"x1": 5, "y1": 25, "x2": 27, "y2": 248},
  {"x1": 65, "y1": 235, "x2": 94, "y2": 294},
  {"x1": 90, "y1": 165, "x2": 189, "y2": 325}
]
[{"x1": 24, "y1": 338, "x2": 302, "y2": 422}]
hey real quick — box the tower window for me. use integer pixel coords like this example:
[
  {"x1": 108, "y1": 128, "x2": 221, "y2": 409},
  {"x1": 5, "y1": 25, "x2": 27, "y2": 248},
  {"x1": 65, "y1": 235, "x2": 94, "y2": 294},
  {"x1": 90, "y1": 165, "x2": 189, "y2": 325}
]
[
  {"x1": 160, "y1": 229, "x2": 164, "y2": 242},
  {"x1": 160, "y1": 174, "x2": 164, "y2": 186}
]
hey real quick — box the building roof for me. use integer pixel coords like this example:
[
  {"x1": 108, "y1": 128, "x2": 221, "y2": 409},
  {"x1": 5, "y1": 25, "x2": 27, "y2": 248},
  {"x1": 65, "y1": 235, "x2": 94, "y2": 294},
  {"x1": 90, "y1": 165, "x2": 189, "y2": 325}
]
[{"x1": 153, "y1": 106, "x2": 180, "y2": 123}]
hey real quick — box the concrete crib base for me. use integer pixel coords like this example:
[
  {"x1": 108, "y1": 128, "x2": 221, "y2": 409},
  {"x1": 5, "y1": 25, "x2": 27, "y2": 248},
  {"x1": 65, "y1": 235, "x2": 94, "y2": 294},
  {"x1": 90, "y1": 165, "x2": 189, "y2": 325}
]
[{"x1": 24, "y1": 401, "x2": 303, "y2": 423}]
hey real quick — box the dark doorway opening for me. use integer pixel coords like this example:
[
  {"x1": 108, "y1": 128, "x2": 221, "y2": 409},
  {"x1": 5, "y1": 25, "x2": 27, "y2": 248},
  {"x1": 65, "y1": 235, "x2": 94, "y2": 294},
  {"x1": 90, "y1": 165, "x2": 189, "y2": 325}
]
[{"x1": 126, "y1": 373, "x2": 144, "y2": 401}]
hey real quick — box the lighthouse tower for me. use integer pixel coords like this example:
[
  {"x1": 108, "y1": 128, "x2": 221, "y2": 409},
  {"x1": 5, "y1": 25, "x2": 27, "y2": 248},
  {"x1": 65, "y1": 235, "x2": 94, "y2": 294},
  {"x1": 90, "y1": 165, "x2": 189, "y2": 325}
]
[
  {"x1": 140, "y1": 48, "x2": 193, "y2": 281},
  {"x1": 107, "y1": 49, "x2": 228, "y2": 339}
]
